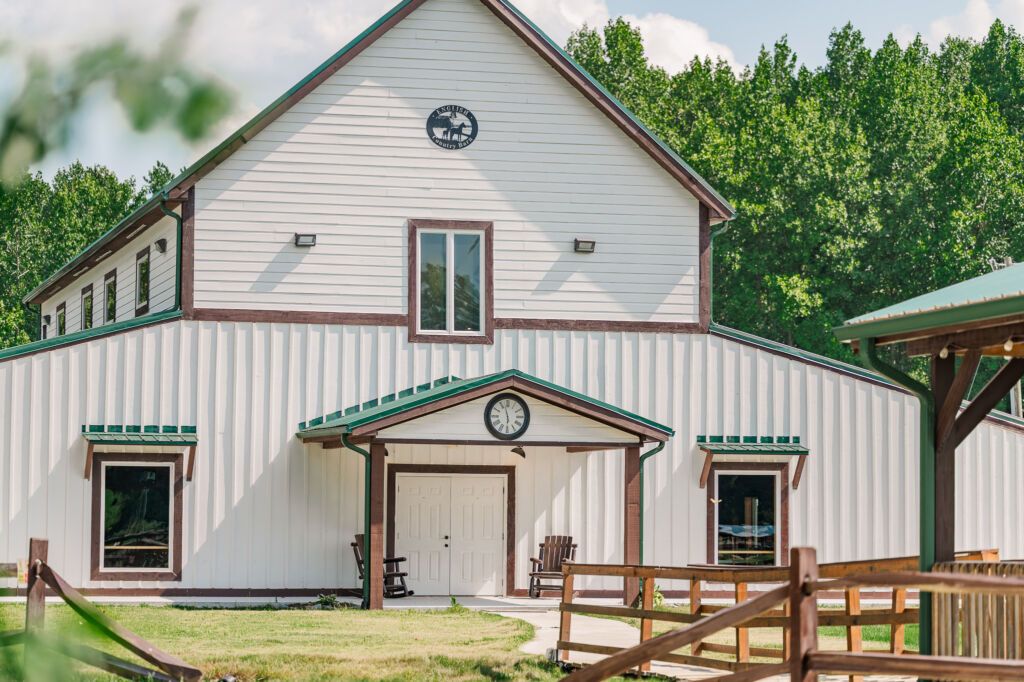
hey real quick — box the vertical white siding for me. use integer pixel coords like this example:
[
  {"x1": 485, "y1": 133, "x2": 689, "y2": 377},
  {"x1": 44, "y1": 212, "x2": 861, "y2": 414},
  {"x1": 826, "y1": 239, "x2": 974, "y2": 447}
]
[
  {"x1": 192, "y1": 0, "x2": 701, "y2": 323},
  {"x1": 2, "y1": 321, "x2": 1023, "y2": 593},
  {"x1": 40, "y1": 216, "x2": 178, "y2": 336}
]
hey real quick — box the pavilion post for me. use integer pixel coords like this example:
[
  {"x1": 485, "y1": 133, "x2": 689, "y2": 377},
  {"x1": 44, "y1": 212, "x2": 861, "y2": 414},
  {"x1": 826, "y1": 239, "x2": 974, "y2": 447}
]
[
  {"x1": 367, "y1": 441, "x2": 387, "y2": 610},
  {"x1": 624, "y1": 445, "x2": 641, "y2": 605}
]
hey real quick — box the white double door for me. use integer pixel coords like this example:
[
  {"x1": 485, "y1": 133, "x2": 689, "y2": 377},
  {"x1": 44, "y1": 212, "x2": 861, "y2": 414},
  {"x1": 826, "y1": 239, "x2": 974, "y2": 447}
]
[{"x1": 394, "y1": 474, "x2": 506, "y2": 596}]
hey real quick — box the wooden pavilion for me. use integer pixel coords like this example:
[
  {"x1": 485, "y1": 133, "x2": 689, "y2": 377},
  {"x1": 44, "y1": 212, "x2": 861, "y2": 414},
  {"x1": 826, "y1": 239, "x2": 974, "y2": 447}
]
[{"x1": 834, "y1": 262, "x2": 1024, "y2": 654}]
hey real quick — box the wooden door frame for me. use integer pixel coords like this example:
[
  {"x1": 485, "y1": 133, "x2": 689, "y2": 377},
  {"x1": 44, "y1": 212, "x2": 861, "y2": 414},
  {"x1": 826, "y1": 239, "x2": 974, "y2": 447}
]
[
  {"x1": 706, "y1": 462, "x2": 790, "y2": 567},
  {"x1": 386, "y1": 463, "x2": 515, "y2": 596}
]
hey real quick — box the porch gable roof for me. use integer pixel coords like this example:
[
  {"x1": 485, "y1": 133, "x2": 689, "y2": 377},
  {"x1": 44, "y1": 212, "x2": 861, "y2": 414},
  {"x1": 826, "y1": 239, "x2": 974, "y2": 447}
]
[{"x1": 296, "y1": 369, "x2": 673, "y2": 442}]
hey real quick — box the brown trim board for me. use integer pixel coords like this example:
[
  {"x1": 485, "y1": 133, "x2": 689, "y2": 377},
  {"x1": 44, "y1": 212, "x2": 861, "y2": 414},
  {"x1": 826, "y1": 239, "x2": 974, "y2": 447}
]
[
  {"x1": 706, "y1": 463, "x2": 789, "y2": 567},
  {"x1": 181, "y1": 188, "x2": 195, "y2": 318},
  {"x1": 407, "y1": 219, "x2": 495, "y2": 345},
  {"x1": 91, "y1": 453, "x2": 184, "y2": 582},
  {"x1": 387, "y1": 464, "x2": 515, "y2": 595},
  {"x1": 698, "y1": 202, "x2": 711, "y2": 332}
]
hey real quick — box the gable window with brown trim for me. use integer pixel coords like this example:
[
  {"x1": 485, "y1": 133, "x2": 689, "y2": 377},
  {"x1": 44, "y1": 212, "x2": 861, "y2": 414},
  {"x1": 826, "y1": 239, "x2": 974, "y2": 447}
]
[
  {"x1": 81, "y1": 284, "x2": 94, "y2": 331},
  {"x1": 408, "y1": 219, "x2": 493, "y2": 344},
  {"x1": 91, "y1": 453, "x2": 183, "y2": 581},
  {"x1": 135, "y1": 247, "x2": 150, "y2": 316},
  {"x1": 104, "y1": 269, "x2": 117, "y2": 324},
  {"x1": 56, "y1": 302, "x2": 66, "y2": 336},
  {"x1": 707, "y1": 463, "x2": 789, "y2": 566}
]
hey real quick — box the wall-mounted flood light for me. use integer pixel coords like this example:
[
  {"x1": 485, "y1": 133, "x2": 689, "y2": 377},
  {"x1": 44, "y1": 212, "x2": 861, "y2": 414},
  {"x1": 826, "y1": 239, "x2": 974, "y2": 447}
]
[
  {"x1": 43, "y1": 315, "x2": 51, "y2": 325},
  {"x1": 574, "y1": 238, "x2": 596, "y2": 253},
  {"x1": 294, "y1": 233, "x2": 317, "y2": 247},
  {"x1": 155, "y1": 238, "x2": 168, "y2": 254}
]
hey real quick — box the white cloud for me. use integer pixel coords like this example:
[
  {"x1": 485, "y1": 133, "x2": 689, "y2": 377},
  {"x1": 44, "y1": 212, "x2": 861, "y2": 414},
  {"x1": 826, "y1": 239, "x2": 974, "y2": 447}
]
[
  {"x1": 926, "y1": 0, "x2": 1024, "y2": 44},
  {"x1": 0, "y1": 0, "x2": 735, "y2": 179},
  {"x1": 623, "y1": 13, "x2": 740, "y2": 74}
]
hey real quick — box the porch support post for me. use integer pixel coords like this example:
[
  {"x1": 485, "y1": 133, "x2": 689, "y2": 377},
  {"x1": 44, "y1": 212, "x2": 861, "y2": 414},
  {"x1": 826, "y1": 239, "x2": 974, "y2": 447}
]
[
  {"x1": 367, "y1": 441, "x2": 386, "y2": 610},
  {"x1": 624, "y1": 445, "x2": 641, "y2": 605}
]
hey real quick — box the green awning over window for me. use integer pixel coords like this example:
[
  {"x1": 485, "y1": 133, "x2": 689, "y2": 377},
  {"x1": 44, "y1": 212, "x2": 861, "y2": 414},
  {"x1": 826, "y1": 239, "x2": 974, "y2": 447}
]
[
  {"x1": 698, "y1": 442, "x2": 809, "y2": 455},
  {"x1": 82, "y1": 425, "x2": 198, "y2": 446}
]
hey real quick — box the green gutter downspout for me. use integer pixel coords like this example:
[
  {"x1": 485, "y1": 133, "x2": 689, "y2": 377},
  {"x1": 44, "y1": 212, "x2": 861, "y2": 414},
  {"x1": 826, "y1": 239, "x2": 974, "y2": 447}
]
[
  {"x1": 341, "y1": 434, "x2": 373, "y2": 610},
  {"x1": 638, "y1": 441, "x2": 666, "y2": 565},
  {"x1": 860, "y1": 337, "x2": 935, "y2": 656},
  {"x1": 158, "y1": 194, "x2": 183, "y2": 311}
]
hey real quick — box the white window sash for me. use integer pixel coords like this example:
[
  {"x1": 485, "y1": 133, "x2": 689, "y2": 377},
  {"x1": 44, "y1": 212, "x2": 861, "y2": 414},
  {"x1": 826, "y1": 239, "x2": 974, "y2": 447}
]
[{"x1": 417, "y1": 229, "x2": 485, "y2": 335}]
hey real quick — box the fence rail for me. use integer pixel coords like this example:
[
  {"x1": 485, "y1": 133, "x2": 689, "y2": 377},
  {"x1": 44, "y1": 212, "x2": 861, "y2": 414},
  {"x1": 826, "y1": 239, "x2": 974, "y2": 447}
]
[
  {"x1": 558, "y1": 550, "x2": 995, "y2": 672},
  {"x1": 0, "y1": 538, "x2": 202, "y2": 682},
  {"x1": 561, "y1": 547, "x2": 1024, "y2": 682}
]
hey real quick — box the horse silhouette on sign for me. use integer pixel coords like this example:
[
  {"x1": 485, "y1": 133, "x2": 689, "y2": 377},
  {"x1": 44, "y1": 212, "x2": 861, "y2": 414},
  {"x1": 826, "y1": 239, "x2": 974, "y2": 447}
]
[{"x1": 435, "y1": 112, "x2": 469, "y2": 141}]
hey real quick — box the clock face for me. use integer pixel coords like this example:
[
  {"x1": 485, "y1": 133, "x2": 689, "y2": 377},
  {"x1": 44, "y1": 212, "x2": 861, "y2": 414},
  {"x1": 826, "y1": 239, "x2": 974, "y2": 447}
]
[{"x1": 484, "y1": 393, "x2": 530, "y2": 440}]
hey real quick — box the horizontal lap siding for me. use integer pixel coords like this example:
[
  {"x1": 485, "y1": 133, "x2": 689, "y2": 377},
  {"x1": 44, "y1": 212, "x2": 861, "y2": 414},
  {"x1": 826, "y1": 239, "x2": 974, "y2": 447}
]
[
  {"x1": 41, "y1": 216, "x2": 178, "y2": 335},
  {"x1": 2, "y1": 321, "x2": 1022, "y2": 592},
  {"x1": 193, "y1": 0, "x2": 701, "y2": 323}
]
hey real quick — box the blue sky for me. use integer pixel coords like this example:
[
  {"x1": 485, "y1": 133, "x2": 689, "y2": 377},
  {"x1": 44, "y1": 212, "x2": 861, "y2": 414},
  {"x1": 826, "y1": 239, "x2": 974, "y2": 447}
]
[{"x1": 1, "y1": 0, "x2": 1021, "y2": 181}]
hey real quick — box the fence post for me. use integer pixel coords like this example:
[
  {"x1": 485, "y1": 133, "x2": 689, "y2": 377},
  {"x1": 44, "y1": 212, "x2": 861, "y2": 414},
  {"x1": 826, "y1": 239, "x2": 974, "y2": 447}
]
[
  {"x1": 639, "y1": 574, "x2": 655, "y2": 673},
  {"x1": 25, "y1": 538, "x2": 48, "y2": 631},
  {"x1": 789, "y1": 547, "x2": 818, "y2": 682},
  {"x1": 690, "y1": 578, "x2": 704, "y2": 656},
  {"x1": 782, "y1": 598, "x2": 792, "y2": 661},
  {"x1": 890, "y1": 587, "x2": 906, "y2": 655},
  {"x1": 845, "y1": 587, "x2": 863, "y2": 682},
  {"x1": 559, "y1": 569, "x2": 575, "y2": 663},
  {"x1": 735, "y1": 581, "x2": 750, "y2": 663}
]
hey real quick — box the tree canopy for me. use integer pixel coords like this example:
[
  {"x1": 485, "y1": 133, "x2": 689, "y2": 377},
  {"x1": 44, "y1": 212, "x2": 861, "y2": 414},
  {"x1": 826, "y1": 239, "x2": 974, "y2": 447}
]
[{"x1": 567, "y1": 19, "x2": 1024, "y2": 372}]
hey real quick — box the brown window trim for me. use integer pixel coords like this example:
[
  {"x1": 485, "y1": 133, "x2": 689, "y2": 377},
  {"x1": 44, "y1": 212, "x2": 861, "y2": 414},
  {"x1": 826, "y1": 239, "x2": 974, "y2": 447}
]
[
  {"x1": 104, "y1": 269, "x2": 117, "y2": 324},
  {"x1": 80, "y1": 283, "x2": 93, "y2": 331},
  {"x1": 135, "y1": 246, "x2": 150, "y2": 317},
  {"x1": 407, "y1": 219, "x2": 494, "y2": 345},
  {"x1": 386, "y1": 463, "x2": 514, "y2": 595},
  {"x1": 55, "y1": 302, "x2": 66, "y2": 336},
  {"x1": 90, "y1": 452, "x2": 183, "y2": 582},
  {"x1": 706, "y1": 462, "x2": 790, "y2": 567}
]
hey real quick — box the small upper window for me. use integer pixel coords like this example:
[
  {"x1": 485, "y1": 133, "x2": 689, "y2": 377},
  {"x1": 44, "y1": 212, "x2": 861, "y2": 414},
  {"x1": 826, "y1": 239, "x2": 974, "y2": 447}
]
[
  {"x1": 104, "y1": 270, "x2": 117, "y2": 324},
  {"x1": 56, "y1": 302, "x2": 66, "y2": 336},
  {"x1": 135, "y1": 247, "x2": 150, "y2": 316},
  {"x1": 417, "y1": 230, "x2": 483, "y2": 334},
  {"x1": 81, "y1": 285, "x2": 93, "y2": 331}
]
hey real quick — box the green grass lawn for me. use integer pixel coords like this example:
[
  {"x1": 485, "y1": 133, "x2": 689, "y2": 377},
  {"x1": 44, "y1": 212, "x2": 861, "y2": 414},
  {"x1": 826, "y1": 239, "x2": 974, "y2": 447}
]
[{"x1": 0, "y1": 603, "x2": 565, "y2": 681}]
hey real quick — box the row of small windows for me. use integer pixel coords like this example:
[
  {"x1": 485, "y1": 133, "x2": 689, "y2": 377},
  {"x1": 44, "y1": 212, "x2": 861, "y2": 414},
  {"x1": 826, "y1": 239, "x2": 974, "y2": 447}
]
[{"x1": 44, "y1": 247, "x2": 150, "y2": 339}]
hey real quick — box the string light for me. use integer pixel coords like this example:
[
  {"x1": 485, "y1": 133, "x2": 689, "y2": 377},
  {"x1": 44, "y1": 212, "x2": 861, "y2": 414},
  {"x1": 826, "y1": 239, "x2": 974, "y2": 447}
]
[{"x1": 939, "y1": 346, "x2": 950, "y2": 359}]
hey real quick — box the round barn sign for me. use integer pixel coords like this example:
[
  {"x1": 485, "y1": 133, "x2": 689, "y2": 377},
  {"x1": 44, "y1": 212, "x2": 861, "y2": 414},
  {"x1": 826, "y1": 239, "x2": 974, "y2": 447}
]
[{"x1": 426, "y1": 105, "x2": 478, "y2": 150}]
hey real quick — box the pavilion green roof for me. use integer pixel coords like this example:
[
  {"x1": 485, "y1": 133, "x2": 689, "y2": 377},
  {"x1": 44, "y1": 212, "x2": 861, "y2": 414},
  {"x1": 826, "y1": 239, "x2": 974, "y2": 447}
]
[
  {"x1": 82, "y1": 424, "x2": 198, "y2": 446},
  {"x1": 834, "y1": 263, "x2": 1024, "y2": 342},
  {"x1": 296, "y1": 369, "x2": 674, "y2": 440}
]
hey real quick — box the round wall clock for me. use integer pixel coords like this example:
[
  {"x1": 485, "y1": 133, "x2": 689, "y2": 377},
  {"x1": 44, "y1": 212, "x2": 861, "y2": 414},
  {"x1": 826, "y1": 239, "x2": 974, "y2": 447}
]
[{"x1": 484, "y1": 392, "x2": 530, "y2": 440}]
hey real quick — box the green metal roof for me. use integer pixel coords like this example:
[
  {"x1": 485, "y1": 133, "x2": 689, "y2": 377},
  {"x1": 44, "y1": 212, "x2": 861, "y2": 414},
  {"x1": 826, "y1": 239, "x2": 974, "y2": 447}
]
[
  {"x1": 82, "y1": 424, "x2": 198, "y2": 446},
  {"x1": 297, "y1": 369, "x2": 674, "y2": 439},
  {"x1": 25, "y1": 0, "x2": 734, "y2": 306},
  {"x1": 698, "y1": 442, "x2": 809, "y2": 455},
  {"x1": 835, "y1": 264, "x2": 1024, "y2": 342},
  {"x1": 0, "y1": 309, "x2": 182, "y2": 363}
]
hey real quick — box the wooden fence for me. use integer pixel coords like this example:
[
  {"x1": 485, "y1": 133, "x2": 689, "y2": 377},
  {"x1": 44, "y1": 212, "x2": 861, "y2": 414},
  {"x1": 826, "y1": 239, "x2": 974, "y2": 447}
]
[
  {"x1": 934, "y1": 560, "x2": 1024, "y2": 662},
  {"x1": 558, "y1": 549, "x2": 997, "y2": 674},
  {"x1": 0, "y1": 538, "x2": 202, "y2": 682},
  {"x1": 562, "y1": 547, "x2": 1024, "y2": 682}
]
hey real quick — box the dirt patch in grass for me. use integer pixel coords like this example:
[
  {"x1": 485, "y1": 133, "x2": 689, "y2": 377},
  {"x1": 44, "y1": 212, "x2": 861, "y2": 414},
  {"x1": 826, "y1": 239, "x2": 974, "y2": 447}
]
[{"x1": 0, "y1": 603, "x2": 564, "y2": 681}]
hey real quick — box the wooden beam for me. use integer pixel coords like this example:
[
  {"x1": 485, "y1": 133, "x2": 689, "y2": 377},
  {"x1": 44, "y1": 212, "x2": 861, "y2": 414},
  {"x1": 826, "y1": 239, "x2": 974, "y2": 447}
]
[
  {"x1": 83, "y1": 442, "x2": 94, "y2": 480},
  {"x1": 789, "y1": 547, "x2": 819, "y2": 682},
  {"x1": 935, "y1": 350, "x2": 981, "y2": 448},
  {"x1": 25, "y1": 539, "x2": 48, "y2": 632},
  {"x1": 906, "y1": 319, "x2": 1024, "y2": 357},
  {"x1": 951, "y1": 358, "x2": 1024, "y2": 450},
  {"x1": 367, "y1": 442, "x2": 386, "y2": 610},
  {"x1": 623, "y1": 446, "x2": 641, "y2": 606},
  {"x1": 807, "y1": 651, "x2": 1024, "y2": 680},
  {"x1": 186, "y1": 445, "x2": 196, "y2": 482},
  {"x1": 699, "y1": 449, "x2": 714, "y2": 489},
  {"x1": 792, "y1": 455, "x2": 807, "y2": 490}
]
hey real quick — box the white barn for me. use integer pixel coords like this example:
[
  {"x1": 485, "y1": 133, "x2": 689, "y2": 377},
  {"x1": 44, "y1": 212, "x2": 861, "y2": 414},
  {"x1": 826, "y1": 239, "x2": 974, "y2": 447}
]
[{"x1": 3, "y1": 0, "x2": 1024, "y2": 607}]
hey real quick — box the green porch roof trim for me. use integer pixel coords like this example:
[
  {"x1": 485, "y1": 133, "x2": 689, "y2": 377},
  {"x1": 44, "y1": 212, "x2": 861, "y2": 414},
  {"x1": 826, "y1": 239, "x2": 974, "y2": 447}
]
[
  {"x1": 26, "y1": 0, "x2": 735, "y2": 305},
  {"x1": 297, "y1": 369, "x2": 674, "y2": 439},
  {"x1": 835, "y1": 263, "x2": 1024, "y2": 342},
  {"x1": 697, "y1": 435, "x2": 803, "y2": 450},
  {"x1": 0, "y1": 309, "x2": 183, "y2": 363},
  {"x1": 698, "y1": 442, "x2": 809, "y2": 455},
  {"x1": 82, "y1": 425, "x2": 198, "y2": 446}
]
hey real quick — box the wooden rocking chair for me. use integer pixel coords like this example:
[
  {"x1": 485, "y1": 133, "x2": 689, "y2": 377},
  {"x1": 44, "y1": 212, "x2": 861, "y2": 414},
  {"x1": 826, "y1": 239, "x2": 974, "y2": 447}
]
[
  {"x1": 351, "y1": 534, "x2": 414, "y2": 598},
  {"x1": 528, "y1": 535, "x2": 577, "y2": 598}
]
